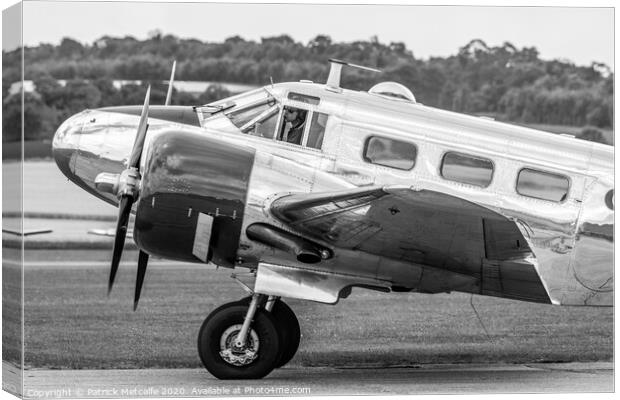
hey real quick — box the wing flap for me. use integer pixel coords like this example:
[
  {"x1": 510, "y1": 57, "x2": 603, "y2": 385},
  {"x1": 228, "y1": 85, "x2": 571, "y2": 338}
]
[{"x1": 481, "y1": 259, "x2": 551, "y2": 303}]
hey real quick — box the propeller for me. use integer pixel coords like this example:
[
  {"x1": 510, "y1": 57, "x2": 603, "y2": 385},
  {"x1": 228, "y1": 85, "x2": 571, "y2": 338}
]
[
  {"x1": 99, "y1": 60, "x2": 177, "y2": 309},
  {"x1": 165, "y1": 60, "x2": 177, "y2": 106},
  {"x1": 134, "y1": 250, "x2": 149, "y2": 311},
  {"x1": 106, "y1": 85, "x2": 151, "y2": 309}
]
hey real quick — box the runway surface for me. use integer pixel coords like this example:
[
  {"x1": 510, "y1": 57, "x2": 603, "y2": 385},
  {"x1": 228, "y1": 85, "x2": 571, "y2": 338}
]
[{"x1": 13, "y1": 362, "x2": 613, "y2": 398}]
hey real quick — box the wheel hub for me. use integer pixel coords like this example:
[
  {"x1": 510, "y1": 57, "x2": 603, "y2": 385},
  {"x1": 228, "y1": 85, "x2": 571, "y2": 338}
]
[{"x1": 219, "y1": 324, "x2": 259, "y2": 366}]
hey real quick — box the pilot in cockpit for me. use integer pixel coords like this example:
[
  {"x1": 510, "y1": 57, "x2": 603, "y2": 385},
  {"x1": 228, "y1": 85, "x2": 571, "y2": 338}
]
[{"x1": 281, "y1": 107, "x2": 307, "y2": 145}]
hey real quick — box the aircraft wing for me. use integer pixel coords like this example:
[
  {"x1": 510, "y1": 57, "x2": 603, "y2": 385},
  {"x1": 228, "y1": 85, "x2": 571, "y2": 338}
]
[{"x1": 270, "y1": 186, "x2": 552, "y2": 303}]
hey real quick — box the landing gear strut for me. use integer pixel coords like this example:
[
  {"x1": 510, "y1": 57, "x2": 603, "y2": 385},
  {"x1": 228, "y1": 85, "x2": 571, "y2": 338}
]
[{"x1": 197, "y1": 294, "x2": 301, "y2": 379}]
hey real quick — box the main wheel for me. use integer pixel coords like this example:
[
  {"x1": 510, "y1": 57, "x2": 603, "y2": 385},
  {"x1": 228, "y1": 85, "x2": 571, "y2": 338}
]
[
  {"x1": 235, "y1": 297, "x2": 301, "y2": 368},
  {"x1": 271, "y1": 301, "x2": 300, "y2": 368},
  {"x1": 197, "y1": 303, "x2": 280, "y2": 379}
]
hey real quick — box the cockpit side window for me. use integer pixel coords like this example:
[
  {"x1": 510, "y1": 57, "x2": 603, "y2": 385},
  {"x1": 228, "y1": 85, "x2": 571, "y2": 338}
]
[
  {"x1": 221, "y1": 89, "x2": 329, "y2": 150},
  {"x1": 306, "y1": 112, "x2": 328, "y2": 149},
  {"x1": 274, "y1": 106, "x2": 329, "y2": 150},
  {"x1": 277, "y1": 106, "x2": 308, "y2": 145},
  {"x1": 242, "y1": 105, "x2": 280, "y2": 139}
]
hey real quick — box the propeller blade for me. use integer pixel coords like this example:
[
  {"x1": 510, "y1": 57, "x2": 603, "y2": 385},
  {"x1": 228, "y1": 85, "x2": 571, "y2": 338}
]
[
  {"x1": 133, "y1": 250, "x2": 149, "y2": 311},
  {"x1": 165, "y1": 60, "x2": 176, "y2": 106},
  {"x1": 108, "y1": 196, "x2": 133, "y2": 294},
  {"x1": 128, "y1": 85, "x2": 151, "y2": 168}
]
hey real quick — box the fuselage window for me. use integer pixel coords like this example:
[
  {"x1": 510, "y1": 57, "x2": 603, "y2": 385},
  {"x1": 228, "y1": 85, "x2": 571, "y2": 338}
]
[
  {"x1": 363, "y1": 136, "x2": 416, "y2": 170},
  {"x1": 516, "y1": 168, "x2": 569, "y2": 202},
  {"x1": 440, "y1": 152, "x2": 494, "y2": 187},
  {"x1": 306, "y1": 112, "x2": 328, "y2": 149},
  {"x1": 605, "y1": 189, "x2": 614, "y2": 210}
]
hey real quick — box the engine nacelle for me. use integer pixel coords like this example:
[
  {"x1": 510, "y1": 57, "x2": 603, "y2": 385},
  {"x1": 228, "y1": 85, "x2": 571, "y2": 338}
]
[{"x1": 134, "y1": 130, "x2": 255, "y2": 266}]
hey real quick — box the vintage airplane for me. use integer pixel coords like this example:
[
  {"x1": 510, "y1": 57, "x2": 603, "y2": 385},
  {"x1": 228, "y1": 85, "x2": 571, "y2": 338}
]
[{"x1": 52, "y1": 59, "x2": 613, "y2": 380}]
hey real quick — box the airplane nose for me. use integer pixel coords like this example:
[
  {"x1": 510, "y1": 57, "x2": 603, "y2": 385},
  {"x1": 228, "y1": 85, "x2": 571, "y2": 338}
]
[{"x1": 52, "y1": 112, "x2": 85, "y2": 178}]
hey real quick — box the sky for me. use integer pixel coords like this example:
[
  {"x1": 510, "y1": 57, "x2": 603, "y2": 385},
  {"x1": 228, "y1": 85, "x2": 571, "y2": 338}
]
[{"x1": 4, "y1": 1, "x2": 616, "y2": 68}]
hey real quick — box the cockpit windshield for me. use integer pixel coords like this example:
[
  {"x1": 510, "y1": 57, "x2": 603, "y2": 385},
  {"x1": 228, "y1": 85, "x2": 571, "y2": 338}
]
[
  {"x1": 205, "y1": 88, "x2": 278, "y2": 138},
  {"x1": 227, "y1": 98, "x2": 276, "y2": 128},
  {"x1": 202, "y1": 88, "x2": 275, "y2": 119}
]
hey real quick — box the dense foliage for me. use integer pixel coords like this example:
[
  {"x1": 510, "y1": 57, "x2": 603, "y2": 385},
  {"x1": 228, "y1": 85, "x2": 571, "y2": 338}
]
[{"x1": 2, "y1": 34, "x2": 613, "y2": 142}]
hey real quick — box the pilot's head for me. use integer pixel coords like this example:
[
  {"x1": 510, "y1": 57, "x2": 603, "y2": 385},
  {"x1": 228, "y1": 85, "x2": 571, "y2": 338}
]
[{"x1": 284, "y1": 108, "x2": 299, "y2": 122}]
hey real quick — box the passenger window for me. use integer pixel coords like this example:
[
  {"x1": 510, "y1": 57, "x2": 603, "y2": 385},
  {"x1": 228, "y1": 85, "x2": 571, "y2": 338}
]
[
  {"x1": 605, "y1": 189, "x2": 614, "y2": 210},
  {"x1": 363, "y1": 137, "x2": 416, "y2": 170},
  {"x1": 306, "y1": 112, "x2": 328, "y2": 149},
  {"x1": 517, "y1": 168, "x2": 569, "y2": 202},
  {"x1": 441, "y1": 152, "x2": 494, "y2": 187}
]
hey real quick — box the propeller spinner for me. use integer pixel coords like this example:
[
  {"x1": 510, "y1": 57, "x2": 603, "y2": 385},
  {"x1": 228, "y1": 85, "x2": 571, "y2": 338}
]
[{"x1": 95, "y1": 85, "x2": 151, "y2": 310}]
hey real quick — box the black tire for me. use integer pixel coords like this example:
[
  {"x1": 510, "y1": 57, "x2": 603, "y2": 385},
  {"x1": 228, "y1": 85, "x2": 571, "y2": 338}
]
[
  {"x1": 235, "y1": 297, "x2": 300, "y2": 368},
  {"x1": 197, "y1": 304, "x2": 280, "y2": 379},
  {"x1": 271, "y1": 300, "x2": 301, "y2": 368}
]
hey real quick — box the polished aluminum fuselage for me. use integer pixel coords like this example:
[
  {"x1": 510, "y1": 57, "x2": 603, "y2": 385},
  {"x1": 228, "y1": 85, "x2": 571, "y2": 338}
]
[{"x1": 53, "y1": 82, "x2": 613, "y2": 306}]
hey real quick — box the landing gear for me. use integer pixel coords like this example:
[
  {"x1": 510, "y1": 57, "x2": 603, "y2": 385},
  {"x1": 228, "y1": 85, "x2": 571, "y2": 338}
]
[
  {"x1": 197, "y1": 294, "x2": 301, "y2": 379},
  {"x1": 235, "y1": 296, "x2": 301, "y2": 368},
  {"x1": 197, "y1": 298, "x2": 280, "y2": 379},
  {"x1": 271, "y1": 300, "x2": 301, "y2": 368}
]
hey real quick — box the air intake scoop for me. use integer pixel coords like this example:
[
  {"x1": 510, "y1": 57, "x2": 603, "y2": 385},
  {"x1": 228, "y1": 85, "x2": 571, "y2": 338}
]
[{"x1": 369, "y1": 81, "x2": 416, "y2": 103}]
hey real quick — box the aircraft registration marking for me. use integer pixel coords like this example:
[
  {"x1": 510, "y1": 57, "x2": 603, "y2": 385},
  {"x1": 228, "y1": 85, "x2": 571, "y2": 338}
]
[{"x1": 192, "y1": 212, "x2": 214, "y2": 262}]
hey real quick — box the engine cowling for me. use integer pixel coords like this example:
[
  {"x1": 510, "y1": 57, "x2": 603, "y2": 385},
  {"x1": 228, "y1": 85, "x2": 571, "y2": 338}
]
[{"x1": 134, "y1": 130, "x2": 255, "y2": 266}]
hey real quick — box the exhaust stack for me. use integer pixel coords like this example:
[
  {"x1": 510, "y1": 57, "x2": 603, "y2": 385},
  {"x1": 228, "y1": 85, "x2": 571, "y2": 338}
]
[{"x1": 246, "y1": 223, "x2": 331, "y2": 264}]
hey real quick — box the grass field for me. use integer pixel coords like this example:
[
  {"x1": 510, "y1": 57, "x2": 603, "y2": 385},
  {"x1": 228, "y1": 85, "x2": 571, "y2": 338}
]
[
  {"x1": 2, "y1": 140, "x2": 53, "y2": 160},
  {"x1": 7, "y1": 249, "x2": 612, "y2": 370}
]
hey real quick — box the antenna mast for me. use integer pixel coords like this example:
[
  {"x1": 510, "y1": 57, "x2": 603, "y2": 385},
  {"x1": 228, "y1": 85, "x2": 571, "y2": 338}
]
[{"x1": 325, "y1": 59, "x2": 381, "y2": 93}]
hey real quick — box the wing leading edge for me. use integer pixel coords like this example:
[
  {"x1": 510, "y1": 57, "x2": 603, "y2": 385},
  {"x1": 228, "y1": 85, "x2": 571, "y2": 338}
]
[{"x1": 270, "y1": 186, "x2": 551, "y2": 304}]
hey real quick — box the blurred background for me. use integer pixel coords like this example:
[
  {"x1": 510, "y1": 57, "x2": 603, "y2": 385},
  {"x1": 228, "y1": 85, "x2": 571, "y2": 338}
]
[{"x1": 2, "y1": 2, "x2": 614, "y2": 159}]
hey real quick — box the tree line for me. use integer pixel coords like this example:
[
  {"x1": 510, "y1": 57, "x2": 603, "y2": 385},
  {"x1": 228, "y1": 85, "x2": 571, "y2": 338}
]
[
  {"x1": 2, "y1": 77, "x2": 231, "y2": 142},
  {"x1": 2, "y1": 34, "x2": 613, "y2": 142}
]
